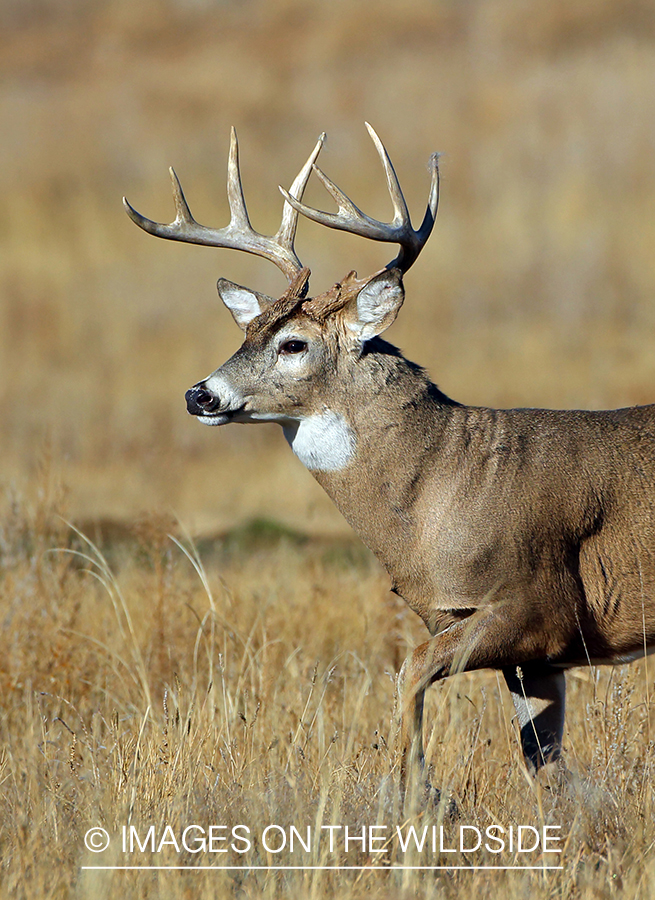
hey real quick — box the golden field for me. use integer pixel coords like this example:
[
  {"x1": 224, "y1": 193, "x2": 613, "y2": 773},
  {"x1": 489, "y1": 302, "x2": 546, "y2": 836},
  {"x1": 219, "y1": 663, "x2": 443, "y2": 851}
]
[{"x1": 3, "y1": 0, "x2": 655, "y2": 896}]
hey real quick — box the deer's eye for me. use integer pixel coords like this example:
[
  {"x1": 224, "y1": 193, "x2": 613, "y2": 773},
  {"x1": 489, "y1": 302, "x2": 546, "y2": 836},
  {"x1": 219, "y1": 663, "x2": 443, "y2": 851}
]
[{"x1": 279, "y1": 339, "x2": 307, "y2": 355}]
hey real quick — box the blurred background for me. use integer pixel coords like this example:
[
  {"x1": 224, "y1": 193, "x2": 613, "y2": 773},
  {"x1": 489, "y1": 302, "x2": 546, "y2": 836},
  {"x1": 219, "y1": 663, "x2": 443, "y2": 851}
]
[{"x1": 2, "y1": 0, "x2": 655, "y2": 536}]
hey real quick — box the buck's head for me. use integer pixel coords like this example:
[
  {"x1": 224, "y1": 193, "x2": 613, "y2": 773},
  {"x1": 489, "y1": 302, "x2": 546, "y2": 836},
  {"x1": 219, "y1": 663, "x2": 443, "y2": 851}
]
[
  {"x1": 185, "y1": 266, "x2": 405, "y2": 437},
  {"x1": 124, "y1": 124, "x2": 438, "y2": 469}
]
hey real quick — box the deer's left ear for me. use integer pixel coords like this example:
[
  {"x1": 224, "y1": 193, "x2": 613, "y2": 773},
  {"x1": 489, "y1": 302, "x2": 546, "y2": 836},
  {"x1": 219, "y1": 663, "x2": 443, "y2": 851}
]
[
  {"x1": 343, "y1": 268, "x2": 405, "y2": 343},
  {"x1": 217, "y1": 278, "x2": 275, "y2": 331}
]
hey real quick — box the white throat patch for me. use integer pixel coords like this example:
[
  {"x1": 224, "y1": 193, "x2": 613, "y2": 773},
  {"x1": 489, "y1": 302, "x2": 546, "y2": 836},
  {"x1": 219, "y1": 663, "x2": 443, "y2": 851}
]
[{"x1": 283, "y1": 410, "x2": 355, "y2": 472}]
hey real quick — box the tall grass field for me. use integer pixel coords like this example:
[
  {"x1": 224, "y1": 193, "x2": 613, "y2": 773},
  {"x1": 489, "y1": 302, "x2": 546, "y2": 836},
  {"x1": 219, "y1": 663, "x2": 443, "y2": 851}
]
[{"x1": 3, "y1": 1, "x2": 655, "y2": 896}]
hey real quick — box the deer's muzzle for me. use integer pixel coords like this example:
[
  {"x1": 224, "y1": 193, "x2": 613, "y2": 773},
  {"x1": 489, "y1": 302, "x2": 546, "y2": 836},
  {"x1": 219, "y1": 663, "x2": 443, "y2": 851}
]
[{"x1": 185, "y1": 386, "x2": 221, "y2": 416}]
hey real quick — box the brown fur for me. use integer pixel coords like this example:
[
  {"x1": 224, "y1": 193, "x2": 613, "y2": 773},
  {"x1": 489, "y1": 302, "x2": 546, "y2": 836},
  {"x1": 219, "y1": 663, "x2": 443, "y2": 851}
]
[
  {"x1": 127, "y1": 126, "x2": 654, "y2": 795},
  {"x1": 192, "y1": 269, "x2": 655, "y2": 791}
]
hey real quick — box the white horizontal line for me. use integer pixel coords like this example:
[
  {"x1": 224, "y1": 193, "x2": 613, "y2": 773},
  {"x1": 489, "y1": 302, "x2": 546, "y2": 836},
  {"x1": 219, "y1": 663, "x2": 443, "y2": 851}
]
[{"x1": 82, "y1": 865, "x2": 563, "y2": 871}]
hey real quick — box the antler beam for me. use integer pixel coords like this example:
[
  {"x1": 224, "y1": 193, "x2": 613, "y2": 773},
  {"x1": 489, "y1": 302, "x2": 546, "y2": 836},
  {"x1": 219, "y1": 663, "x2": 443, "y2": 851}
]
[
  {"x1": 279, "y1": 122, "x2": 439, "y2": 274},
  {"x1": 123, "y1": 128, "x2": 325, "y2": 285}
]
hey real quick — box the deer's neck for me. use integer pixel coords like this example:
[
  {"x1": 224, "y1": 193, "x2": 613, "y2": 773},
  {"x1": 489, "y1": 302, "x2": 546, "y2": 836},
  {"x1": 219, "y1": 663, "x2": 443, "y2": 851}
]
[{"x1": 286, "y1": 339, "x2": 459, "y2": 600}]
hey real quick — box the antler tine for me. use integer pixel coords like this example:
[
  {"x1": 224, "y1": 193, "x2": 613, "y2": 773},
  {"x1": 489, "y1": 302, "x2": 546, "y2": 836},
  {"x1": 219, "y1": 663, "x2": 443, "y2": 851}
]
[
  {"x1": 225, "y1": 126, "x2": 253, "y2": 232},
  {"x1": 123, "y1": 128, "x2": 326, "y2": 286},
  {"x1": 123, "y1": 168, "x2": 196, "y2": 238},
  {"x1": 364, "y1": 121, "x2": 410, "y2": 227},
  {"x1": 277, "y1": 132, "x2": 326, "y2": 249},
  {"x1": 169, "y1": 167, "x2": 194, "y2": 225},
  {"x1": 279, "y1": 123, "x2": 440, "y2": 274},
  {"x1": 418, "y1": 151, "x2": 440, "y2": 243}
]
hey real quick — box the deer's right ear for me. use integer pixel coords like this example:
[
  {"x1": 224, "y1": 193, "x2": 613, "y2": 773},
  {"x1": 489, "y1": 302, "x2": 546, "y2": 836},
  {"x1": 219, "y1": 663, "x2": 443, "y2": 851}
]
[
  {"x1": 217, "y1": 278, "x2": 275, "y2": 331},
  {"x1": 343, "y1": 268, "x2": 405, "y2": 344}
]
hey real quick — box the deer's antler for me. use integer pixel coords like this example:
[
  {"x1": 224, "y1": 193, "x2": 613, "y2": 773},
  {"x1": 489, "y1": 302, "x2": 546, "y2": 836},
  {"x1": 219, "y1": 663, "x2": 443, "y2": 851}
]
[
  {"x1": 123, "y1": 128, "x2": 325, "y2": 286},
  {"x1": 279, "y1": 123, "x2": 439, "y2": 274}
]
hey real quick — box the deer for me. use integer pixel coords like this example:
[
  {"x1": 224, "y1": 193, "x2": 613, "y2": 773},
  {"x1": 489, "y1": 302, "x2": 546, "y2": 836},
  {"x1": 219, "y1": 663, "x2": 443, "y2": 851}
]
[{"x1": 124, "y1": 124, "x2": 655, "y2": 798}]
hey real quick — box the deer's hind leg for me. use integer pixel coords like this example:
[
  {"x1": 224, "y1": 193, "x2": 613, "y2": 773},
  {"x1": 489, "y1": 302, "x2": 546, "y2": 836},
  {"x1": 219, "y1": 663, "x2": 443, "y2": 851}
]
[{"x1": 503, "y1": 663, "x2": 566, "y2": 777}]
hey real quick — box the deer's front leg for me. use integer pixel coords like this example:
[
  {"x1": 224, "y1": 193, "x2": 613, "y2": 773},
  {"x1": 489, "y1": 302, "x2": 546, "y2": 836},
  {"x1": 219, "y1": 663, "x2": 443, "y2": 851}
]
[
  {"x1": 396, "y1": 601, "x2": 566, "y2": 796},
  {"x1": 397, "y1": 628, "x2": 457, "y2": 797},
  {"x1": 397, "y1": 652, "x2": 427, "y2": 787}
]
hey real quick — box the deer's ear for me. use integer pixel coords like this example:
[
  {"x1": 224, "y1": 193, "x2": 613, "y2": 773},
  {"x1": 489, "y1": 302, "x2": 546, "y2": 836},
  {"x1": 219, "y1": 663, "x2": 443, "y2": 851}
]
[
  {"x1": 343, "y1": 268, "x2": 405, "y2": 343},
  {"x1": 217, "y1": 278, "x2": 275, "y2": 330}
]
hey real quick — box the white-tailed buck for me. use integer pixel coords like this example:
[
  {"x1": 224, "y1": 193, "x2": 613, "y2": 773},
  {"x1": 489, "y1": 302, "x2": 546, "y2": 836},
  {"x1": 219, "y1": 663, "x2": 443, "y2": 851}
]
[{"x1": 125, "y1": 125, "x2": 655, "y2": 793}]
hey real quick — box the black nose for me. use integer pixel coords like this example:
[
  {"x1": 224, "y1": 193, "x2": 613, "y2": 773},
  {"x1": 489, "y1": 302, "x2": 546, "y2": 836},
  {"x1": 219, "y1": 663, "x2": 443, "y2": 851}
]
[{"x1": 186, "y1": 386, "x2": 220, "y2": 415}]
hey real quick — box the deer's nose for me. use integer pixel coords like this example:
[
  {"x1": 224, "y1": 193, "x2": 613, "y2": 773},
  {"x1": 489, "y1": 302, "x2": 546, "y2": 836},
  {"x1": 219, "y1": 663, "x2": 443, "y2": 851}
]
[{"x1": 185, "y1": 385, "x2": 220, "y2": 415}]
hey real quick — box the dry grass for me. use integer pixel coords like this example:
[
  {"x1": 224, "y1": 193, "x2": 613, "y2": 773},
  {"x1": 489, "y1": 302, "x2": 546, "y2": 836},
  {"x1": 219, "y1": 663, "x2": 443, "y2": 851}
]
[
  {"x1": 2, "y1": 481, "x2": 655, "y2": 898},
  {"x1": 4, "y1": 0, "x2": 655, "y2": 896}
]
